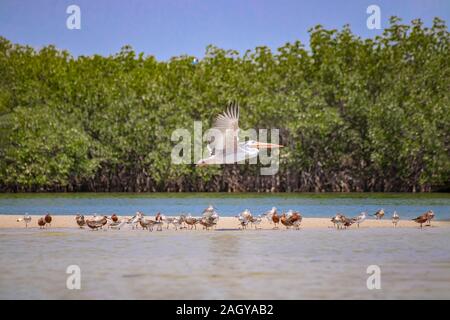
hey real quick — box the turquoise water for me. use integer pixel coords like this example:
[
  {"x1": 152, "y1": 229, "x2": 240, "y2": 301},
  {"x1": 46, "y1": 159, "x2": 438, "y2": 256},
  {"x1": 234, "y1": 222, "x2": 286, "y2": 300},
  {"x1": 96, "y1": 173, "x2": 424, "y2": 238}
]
[
  {"x1": 0, "y1": 193, "x2": 449, "y2": 219},
  {"x1": 0, "y1": 227, "x2": 449, "y2": 299}
]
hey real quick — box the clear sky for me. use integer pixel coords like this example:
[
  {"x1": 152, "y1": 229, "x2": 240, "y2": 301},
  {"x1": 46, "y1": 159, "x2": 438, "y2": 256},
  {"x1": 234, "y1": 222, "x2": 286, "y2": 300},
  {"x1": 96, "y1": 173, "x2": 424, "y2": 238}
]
[{"x1": 0, "y1": 0, "x2": 448, "y2": 60}]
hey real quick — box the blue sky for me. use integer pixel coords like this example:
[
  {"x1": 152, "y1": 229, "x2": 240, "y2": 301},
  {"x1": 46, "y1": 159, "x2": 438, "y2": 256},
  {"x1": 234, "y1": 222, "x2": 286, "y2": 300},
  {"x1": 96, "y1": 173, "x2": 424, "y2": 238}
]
[{"x1": 0, "y1": 0, "x2": 448, "y2": 60}]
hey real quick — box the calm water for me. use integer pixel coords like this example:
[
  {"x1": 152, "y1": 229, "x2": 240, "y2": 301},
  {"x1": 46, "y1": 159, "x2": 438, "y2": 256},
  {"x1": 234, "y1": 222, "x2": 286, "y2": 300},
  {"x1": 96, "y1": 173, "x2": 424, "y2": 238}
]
[
  {"x1": 0, "y1": 193, "x2": 449, "y2": 219},
  {"x1": 0, "y1": 227, "x2": 449, "y2": 299}
]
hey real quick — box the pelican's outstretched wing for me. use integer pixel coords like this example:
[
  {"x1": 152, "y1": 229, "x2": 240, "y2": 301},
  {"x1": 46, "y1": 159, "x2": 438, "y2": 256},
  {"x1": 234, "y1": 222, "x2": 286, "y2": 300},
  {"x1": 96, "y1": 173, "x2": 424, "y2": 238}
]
[{"x1": 208, "y1": 101, "x2": 240, "y2": 155}]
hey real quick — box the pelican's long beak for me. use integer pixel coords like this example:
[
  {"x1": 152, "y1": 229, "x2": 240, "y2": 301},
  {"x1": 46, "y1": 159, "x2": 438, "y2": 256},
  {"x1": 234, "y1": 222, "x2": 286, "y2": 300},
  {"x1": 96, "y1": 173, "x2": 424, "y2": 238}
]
[{"x1": 254, "y1": 142, "x2": 284, "y2": 149}]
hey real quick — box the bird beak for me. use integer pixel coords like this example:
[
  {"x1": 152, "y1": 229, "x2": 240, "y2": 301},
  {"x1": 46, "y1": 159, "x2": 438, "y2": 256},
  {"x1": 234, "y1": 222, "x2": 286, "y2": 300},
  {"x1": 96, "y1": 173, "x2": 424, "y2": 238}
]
[{"x1": 253, "y1": 142, "x2": 283, "y2": 149}]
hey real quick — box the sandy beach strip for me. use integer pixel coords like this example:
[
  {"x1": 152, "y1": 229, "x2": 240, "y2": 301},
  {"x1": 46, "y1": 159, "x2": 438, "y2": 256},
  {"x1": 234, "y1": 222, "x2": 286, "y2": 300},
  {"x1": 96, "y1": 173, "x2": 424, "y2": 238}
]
[{"x1": 1, "y1": 215, "x2": 449, "y2": 229}]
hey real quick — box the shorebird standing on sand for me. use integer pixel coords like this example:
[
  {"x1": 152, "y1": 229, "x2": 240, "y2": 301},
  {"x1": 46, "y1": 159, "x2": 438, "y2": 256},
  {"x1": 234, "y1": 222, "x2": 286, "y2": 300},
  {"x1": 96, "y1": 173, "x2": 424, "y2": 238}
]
[
  {"x1": 392, "y1": 211, "x2": 400, "y2": 227},
  {"x1": 201, "y1": 206, "x2": 219, "y2": 230},
  {"x1": 85, "y1": 216, "x2": 107, "y2": 230},
  {"x1": 154, "y1": 212, "x2": 163, "y2": 231},
  {"x1": 37, "y1": 217, "x2": 46, "y2": 229},
  {"x1": 237, "y1": 209, "x2": 252, "y2": 229},
  {"x1": 412, "y1": 213, "x2": 428, "y2": 229},
  {"x1": 372, "y1": 209, "x2": 385, "y2": 220},
  {"x1": 44, "y1": 213, "x2": 52, "y2": 227},
  {"x1": 280, "y1": 210, "x2": 302, "y2": 230},
  {"x1": 351, "y1": 212, "x2": 366, "y2": 228},
  {"x1": 184, "y1": 214, "x2": 199, "y2": 230},
  {"x1": 249, "y1": 215, "x2": 263, "y2": 229},
  {"x1": 271, "y1": 210, "x2": 280, "y2": 229},
  {"x1": 425, "y1": 210, "x2": 435, "y2": 226},
  {"x1": 138, "y1": 217, "x2": 156, "y2": 231},
  {"x1": 331, "y1": 213, "x2": 342, "y2": 229},
  {"x1": 75, "y1": 214, "x2": 85, "y2": 228},
  {"x1": 412, "y1": 210, "x2": 435, "y2": 228},
  {"x1": 111, "y1": 214, "x2": 119, "y2": 223},
  {"x1": 171, "y1": 215, "x2": 185, "y2": 230},
  {"x1": 128, "y1": 212, "x2": 143, "y2": 229},
  {"x1": 237, "y1": 215, "x2": 249, "y2": 229},
  {"x1": 16, "y1": 214, "x2": 32, "y2": 228}
]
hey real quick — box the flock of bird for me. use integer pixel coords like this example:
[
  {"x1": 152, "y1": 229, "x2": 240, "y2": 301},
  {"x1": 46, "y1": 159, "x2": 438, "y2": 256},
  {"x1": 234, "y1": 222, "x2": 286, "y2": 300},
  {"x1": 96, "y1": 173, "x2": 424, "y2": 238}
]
[
  {"x1": 72, "y1": 205, "x2": 220, "y2": 231},
  {"x1": 16, "y1": 207, "x2": 436, "y2": 230},
  {"x1": 330, "y1": 209, "x2": 434, "y2": 229}
]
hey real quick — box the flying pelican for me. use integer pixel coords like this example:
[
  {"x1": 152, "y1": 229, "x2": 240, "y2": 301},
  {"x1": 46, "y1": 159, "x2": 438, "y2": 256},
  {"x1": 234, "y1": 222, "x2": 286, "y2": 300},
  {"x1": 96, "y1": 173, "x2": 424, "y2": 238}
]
[
  {"x1": 392, "y1": 211, "x2": 400, "y2": 227},
  {"x1": 196, "y1": 102, "x2": 283, "y2": 166}
]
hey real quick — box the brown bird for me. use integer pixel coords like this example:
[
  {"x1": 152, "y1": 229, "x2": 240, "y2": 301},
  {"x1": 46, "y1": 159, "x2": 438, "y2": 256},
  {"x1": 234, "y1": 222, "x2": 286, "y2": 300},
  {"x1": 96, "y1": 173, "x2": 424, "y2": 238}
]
[
  {"x1": 286, "y1": 210, "x2": 302, "y2": 230},
  {"x1": 372, "y1": 209, "x2": 385, "y2": 220},
  {"x1": 138, "y1": 217, "x2": 156, "y2": 231},
  {"x1": 199, "y1": 216, "x2": 215, "y2": 230},
  {"x1": 44, "y1": 213, "x2": 52, "y2": 227},
  {"x1": 37, "y1": 217, "x2": 46, "y2": 229},
  {"x1": 341, "y1": 215, "x2": 354, "y2": 228},
  {"x1": 85, "y1": 216, "x2": 107, "y2": 230},
  {"x1": 75, "y1": 215, "x2": 85, "y2": 228},
  {"x1": 184, "y1": 214, "x2": 199, "y2": 230},
  {"x1": 412, "y1": 214, "x2": 428, "y2": 229},
  {"x1": 111, "y1": 214, "x2": 119, "y2": 223},
  {"x1": 280, "y1": 213, "x2": 290, "y2": 229},
  {"x1": 272, "y1": 211, "x2": 280, "y2": 229}
]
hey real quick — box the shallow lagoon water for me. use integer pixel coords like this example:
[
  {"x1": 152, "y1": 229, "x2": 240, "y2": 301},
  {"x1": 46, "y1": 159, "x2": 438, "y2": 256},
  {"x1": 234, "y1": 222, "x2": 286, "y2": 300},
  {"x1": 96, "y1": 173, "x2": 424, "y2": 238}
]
[
  {"x1": 1, "y1": 226, "x2": 449, "y2": 299},
  {"x1": 0, "y1": 193, "x2": 449, "y2": 219}
]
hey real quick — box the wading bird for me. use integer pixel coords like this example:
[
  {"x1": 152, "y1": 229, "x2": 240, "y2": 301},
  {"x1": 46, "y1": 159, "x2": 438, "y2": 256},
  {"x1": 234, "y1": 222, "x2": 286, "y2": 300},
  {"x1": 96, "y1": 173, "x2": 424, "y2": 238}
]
[
  {"x1": 85, "y1": 216, "x2": 107, "y2": 230},
  {"x1": 261, "y1": 207, "x2": 277, "y2": 224},
  {"x1": 75, "y1": 215, "x2": 85, "y2": 228},
  {"x1": 44, "y1": 213, "x2": 52, "y2": 227},
  {"x1": 111, "y1": 214, "x2": 119, "y2": 223},
  {"x1": 412, "y1": 214, "x2": 429, "y2": 229},
  {"x1": 425, "y1": 210, "x2": 435, "y2": 226},
  {"x1": 331, "y1": 213, "x2": 342, "y2": 229},
  {"x1": 372, "y1": 209, "x2": 385, "y2": 220},
  {"x1": 196, "y1": 102, "x2": 283, "y2": 166},
  {"x1": 351, "y1": 212, "x2": 366, "y2": 228},
  {"x1": 184, "y1": 214, "x2": 199, "y2": 230},
  {"x1": 138, "y1": 217, "x2": 156, "y2": 231},
  {"x1": 392, "y1": 211, "x2": 400, "y2": 227},
  {"x1": 16, "y1": 214, "x2": 32, "y2": 228},
  {"x1": 281, "y1": 210, "x2": 302, "y2": 230},
  {"x1": 412, "y1": 210, "x2": 435, "y2": 228},
  {"x1": 37, "y1": 217, "x2": 46, "y2": 229}
]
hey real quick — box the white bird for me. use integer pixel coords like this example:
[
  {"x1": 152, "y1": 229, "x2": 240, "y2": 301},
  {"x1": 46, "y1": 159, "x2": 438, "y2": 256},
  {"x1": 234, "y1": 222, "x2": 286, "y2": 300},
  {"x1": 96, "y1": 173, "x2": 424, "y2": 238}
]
[
  {"x1": 196, "y1": 102, "x2": 283, "y2": 166},
  {"x1": 351, "y1": 212, "x2": 366, "y2": 228},
  {"x1": 16, "y1": 214, "x2": 32, "y2": 228},
  {"x1": 261, "y1": 207, "x2": 277, "y2": 224},
  {"x1": 392, "y1": 211, "x2": 400, "y2": 227}
]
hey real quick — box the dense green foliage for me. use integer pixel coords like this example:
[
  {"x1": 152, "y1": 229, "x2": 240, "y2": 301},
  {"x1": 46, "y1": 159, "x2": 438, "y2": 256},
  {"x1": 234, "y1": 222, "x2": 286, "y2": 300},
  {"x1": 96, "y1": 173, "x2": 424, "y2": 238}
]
[{"x1": 0, "y1": 17, "x2": 449, "y2": 192}]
